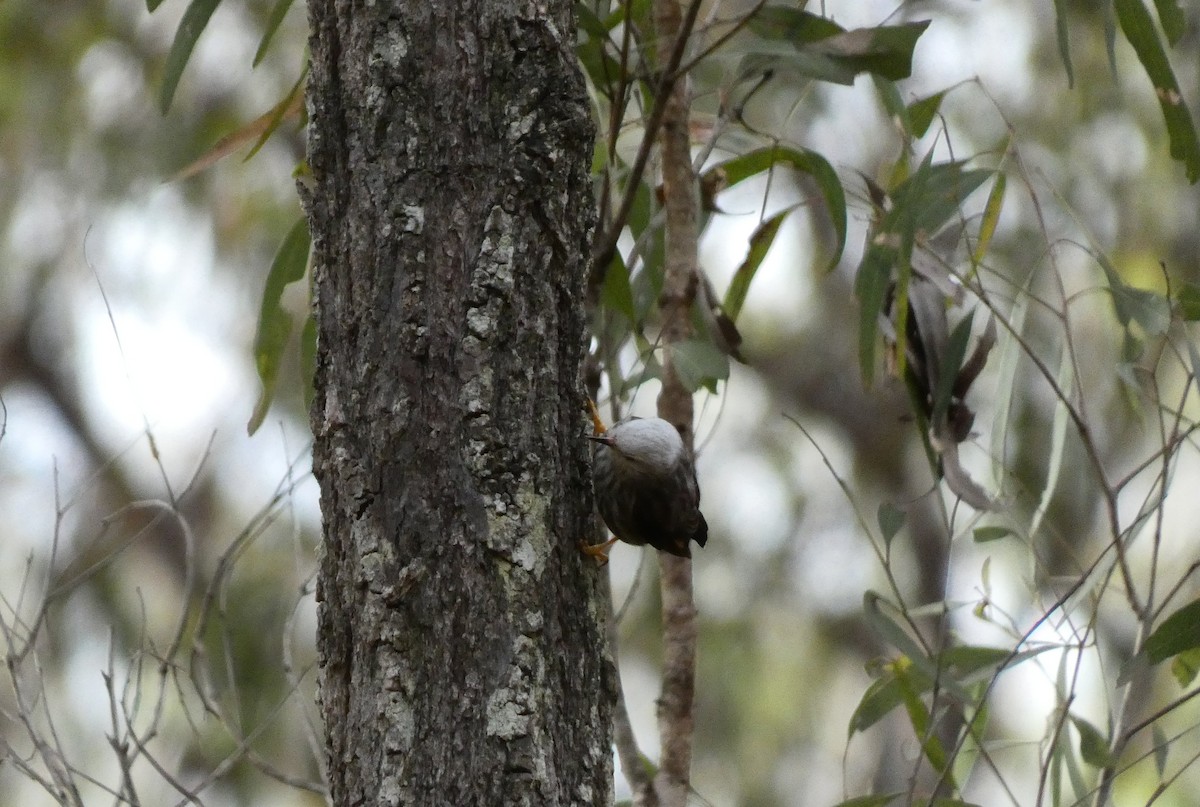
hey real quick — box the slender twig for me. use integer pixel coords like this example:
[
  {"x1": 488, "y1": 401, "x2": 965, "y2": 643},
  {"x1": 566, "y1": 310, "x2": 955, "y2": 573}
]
[{"x1": 590, "y1": 0, "x2": 704, "y2": 287}]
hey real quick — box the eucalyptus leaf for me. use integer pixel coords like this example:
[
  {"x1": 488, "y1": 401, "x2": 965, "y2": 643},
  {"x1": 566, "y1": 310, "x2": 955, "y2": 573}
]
[
  {"x1": 1113, "y1": 0, "x2": 1200, "y2": 182},
  {"x1": 723, "y1": 208, "x2": 793, "y2": 322},
  {"x1": 160, "y1": 0, "x2": 224, "y2": 113},
  {"x1": 1145, "y1": 598, "x2": 1200, "y2": 663},
  {"x1": 1071, "y1": 715, "x2": 1115, "y2": 768},
  {"x1": 249, "y1": 217, "x2": 310, "y2": 434}
]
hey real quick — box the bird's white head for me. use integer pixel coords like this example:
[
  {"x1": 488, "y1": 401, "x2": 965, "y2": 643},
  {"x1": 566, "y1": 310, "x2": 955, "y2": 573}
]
[{"x1": 596, "y1": 417, "x2": 685, "y2": 475}]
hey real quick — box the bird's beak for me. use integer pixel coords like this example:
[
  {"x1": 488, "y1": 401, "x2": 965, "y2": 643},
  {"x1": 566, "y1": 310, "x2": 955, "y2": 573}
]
[{"x1": 588, "y1": 434, "x2": 615, "y2": 446}]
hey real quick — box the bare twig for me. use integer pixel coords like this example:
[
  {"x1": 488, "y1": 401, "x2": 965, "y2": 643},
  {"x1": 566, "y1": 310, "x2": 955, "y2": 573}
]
[
  {"x1": 649, "y1": 1, "x2": 703, "y2": 805},
  {"x1": 590, "y1": 0, "x2": 704, "y2": 288}
]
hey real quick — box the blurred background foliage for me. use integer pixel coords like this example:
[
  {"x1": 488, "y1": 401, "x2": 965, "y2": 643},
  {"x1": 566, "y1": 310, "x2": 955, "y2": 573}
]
[{"x1": 1, "y1": 0, "x2": 1199, "y2": 806}]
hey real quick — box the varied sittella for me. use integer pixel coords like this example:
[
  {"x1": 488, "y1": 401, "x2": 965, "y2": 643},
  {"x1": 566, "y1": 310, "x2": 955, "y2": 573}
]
[{"x1": 584, "y1": 416, "x2": 708, "y2": 561}]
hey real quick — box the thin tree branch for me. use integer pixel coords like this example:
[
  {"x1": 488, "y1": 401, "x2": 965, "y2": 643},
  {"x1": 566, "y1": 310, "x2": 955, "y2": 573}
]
[
  {"x1": 650, "y1": 1, "x2": 701, "y2": 805},
  {"x1": 589, "y1": 0, "x2": 704, "y2": 293}
]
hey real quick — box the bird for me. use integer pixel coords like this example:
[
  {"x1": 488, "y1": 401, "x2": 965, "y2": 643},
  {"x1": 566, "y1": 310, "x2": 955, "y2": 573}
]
[{"x1": 583, "y1": 415, "x2": 708, "y2": 562}]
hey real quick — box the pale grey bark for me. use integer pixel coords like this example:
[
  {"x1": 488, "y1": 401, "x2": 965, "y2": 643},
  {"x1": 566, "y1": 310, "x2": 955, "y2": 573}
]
[{"x1": 302, "y1": 2, "x2": 612, "y2": 805}]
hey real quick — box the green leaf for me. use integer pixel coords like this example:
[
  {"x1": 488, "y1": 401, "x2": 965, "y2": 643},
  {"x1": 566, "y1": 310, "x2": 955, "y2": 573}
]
[
  {"x1": 245, "y1": 67, "x2": 307, "y2": 162},
  {"x1": 831, "y1": 796, "x2": 901, "y2": 807},
  {"x1": 877, "y1": 502, "x2": 905, "y2": 545},
  {"x1": 930, "y1": 311, "x2": 974, "y2": 429},
  {"x1": 1145, "y1": 598, "x2": 1200, "y2": 664},
  {"x1": 575, "y1": 2, "x2": 612, "y2": 39},
  {"x1": 249, "y1": 217, "x2": 311, "y2": 434},
  {"x1": 1152, "y1": 723, "x2": 1169, "y2": 777},
  {"x1": 1096, "y1": 253, "x2": 1170, "y2": 336},
  {"x1": 972, "y1": 525, "x2": 1014, "y2": 543},
  {"x1": 601, "y1": 252, "x2": 636, "y2": 323},
  {"x1": 160, "y1": 0, "x2": 224, "y2": 113},
  {"x1": 1174, "y1": 282, "x2": 1200, "y2": 320},
  {"x1": 1071, "y1": 715, "x2": 1116, "y2": 768},
  {"x1": 147, "y1": 0, "x2": 168, "y2": 10},
  {"x1": 1052, "y1": 0, "x2": 1074, "y2": 86},
  {"x1": 575, "y1": 16, "x2": 624, "y2": 97},
  {"x1": 1113, "y1": 0, "x2": 1200, "y2": 182},
  {"x1": 849, "y1": 669, "x2": 906, "y2": 734},
  {"x1": 716, "y1": 146, "x2": 846, "y2": 270},
  {"x1": 670, "y1": 339, "x2": 730, "y2": 393},
  {"x1": 969, "y1": 171, "x2": 1006, "y2": 271},
  {"x1": 723, "y1": 208, "x2": 793, "y2": 322},
  {"x1": 1170, "y1": 647, "x2": 1200, "y2": 687},
  {"x1": 894, "y1": 660, "x2": 952, "y2": 777},
  {"x1": 907, "y1": 90, "x2": 948, "y2": 138},
  {"x1": 748, "y1": 7, "x2": 844, "y2": 44},
  {"x1": 873, "y1": 76, "x2": 912, "y2": 138},
  {"x1": 1152, "y1": 0, "x2": 1185, "y2": 46},
  {"x1": 944, "y1": 643, "x2": 1062, "y2": 683},
  {"x1": 253, "y1": 0, "x2": 296, "y2": 66},
  {"x1": 863, "y1": 592, "x2": 927, "y2": 663},
  {"x1": 854, "y1": 243, "x2": 894, "y2": 386},
  {"x1": 890, "y1": 161, "x2": 993, "y2": 237},
  {"x1": 740, "y1": 19, "x2": 930, "y2": 85},
  {"x1": 814, "y1": 21, "x2": 929, "y2": 82},
  {"x1": 1028, "y1": 344, "x2": 1073, "y2": 539}
]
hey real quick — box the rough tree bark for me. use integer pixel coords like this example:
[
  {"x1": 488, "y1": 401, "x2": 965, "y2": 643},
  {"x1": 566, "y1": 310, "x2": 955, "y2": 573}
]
[{"x1": 302, "y1": 2, "x2": 612, "y2": 805}]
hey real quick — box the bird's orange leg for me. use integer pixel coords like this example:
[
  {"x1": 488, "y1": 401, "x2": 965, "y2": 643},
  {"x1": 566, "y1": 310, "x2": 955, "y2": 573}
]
[
  {"x1": 582, "y1": 400, "x2": 612, "y2": 564},
  {"x1": 587, "y1": 398, "x2": 608, "y2": 435},
  {"x1": 579, "y1": 535, "x2": 618, "y2": 565}
]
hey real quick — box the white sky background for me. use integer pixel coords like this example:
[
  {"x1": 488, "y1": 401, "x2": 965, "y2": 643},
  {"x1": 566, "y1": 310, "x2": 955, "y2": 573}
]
[{"x1": 2, "y1": 0, "x2": 1199, "y2": 805}]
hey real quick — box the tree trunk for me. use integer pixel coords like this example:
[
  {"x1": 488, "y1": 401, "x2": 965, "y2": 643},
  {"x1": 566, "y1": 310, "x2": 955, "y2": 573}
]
[{"x1": 302, "y1": 2, "x2": 611, "y2": 805}]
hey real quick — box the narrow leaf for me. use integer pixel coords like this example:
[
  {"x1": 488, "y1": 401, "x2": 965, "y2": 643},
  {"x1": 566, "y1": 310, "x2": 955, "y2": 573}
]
[
  {"x1": 854, "y1": 243, "x2": 894, "y2": 385},
  {"x1": 969, "y1": 172, "x2": 1006, "y2": 270},
  {"x1": 1152, "y1": 0, "x2": 1185, "y2": 46},
  {"x1": 716, "y1": 146, "x2": 846, "y2": 270},
  {"x1": 849, "y1": 672, "x2": 905, "y2": 735},
  {"x1": 160, "y1": 0, "x2": 224, "y2": 113},
  {"x1": 1052, "y1": 0, "x2": 1075, "y2": 86},
  {"x1": 1071, "y1": 715, "x2": 1116, "y2": 768},
  {"x1": 253, "y1": 0, "x2": 296, "y2": 66},
  {"x1": 670, "y1": 338, "x2": 730, "y2": 393},
  {"x1": 601, "y1": 252, "x2": 636, "y2": 323},
  {"x1": 1145, "y1": 598, "x2": 1200, "y2": 663},
  {"x1": 1175, "y1": 282, "x2": 1200, "y2": 320},
  {"x1": 1152, "y1": 723, "x2": 1169, "y2": 777},
  {"x1": 1113, "y1": 0, "x2": 1200, "y2": 181},
  {"x1": 989, "y1": 283, "x2": 1029, "y2": 492},
  {"x1": 863, "y1": 592, "x2": 927, "y2": 663},
  {"x1": 1027, "y1": 345, "x2": 1073, "y2": 540},
  {"x1": 245, "y1": 68, "x2": 307, "y2": 161},
  {"x1": 171, "y1": 78, "x2": 305, "y2": 180},
  {"x1": 908, "y1": 90, "x2": 948, "y2": 138},
  {"x1": 930, "y1": 311, "x2": 974, "y2": 430},
  {"x1": 877, "y1": 502, "x2": 905, "y2": 545},
  {"x1": 831, "y1": 796, "x2": 901, "y2": 807},
  {"x1": 874, "y1": 76, "x2": 912, "y2": 138},
  {"x1": 894, "y1": 661, "x2": 955, "y2": 782},
  {"x1": 249, "y1": 217, "x2": 311, "y2": 434},
  {"x1": 1170, "y1": 647, "x2": 1200, "y2": 687},
  {"x1": 1096, "y1": 252, "x2": 1171, "y2": 336},
  {"x1": 748, "y1": 6, "x2": 844, "y2": 44},
  {"x1": 809, "y1": 21, "x2": 930, "y2": 82},
  {"x1": 723, "y1": 208, "x2": 792, "y2": 322}
]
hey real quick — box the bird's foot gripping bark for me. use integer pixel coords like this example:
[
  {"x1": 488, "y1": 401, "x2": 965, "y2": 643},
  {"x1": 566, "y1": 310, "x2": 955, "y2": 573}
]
[{"x1": 579, "y1": 535, "x2": 618, "y2": 565}]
